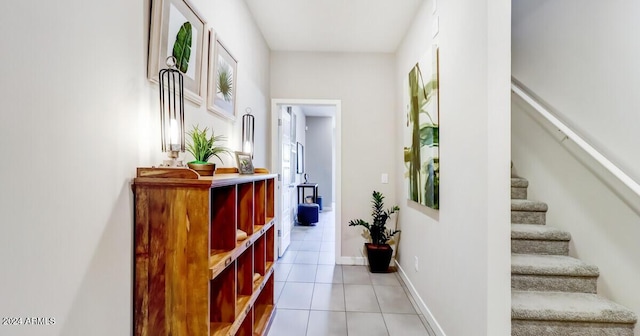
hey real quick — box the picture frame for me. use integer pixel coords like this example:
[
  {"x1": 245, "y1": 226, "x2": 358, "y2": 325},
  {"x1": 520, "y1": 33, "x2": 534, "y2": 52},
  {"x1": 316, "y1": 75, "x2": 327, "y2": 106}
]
[
  {"x1": 296, "y1": 142, "x2": 304, "y2": 174},
  {"x1": 404, "y1": 44, "x2": 440, "y2": 210},
  {"x1": 235, "y1": 151, "x2": 254, "y2": 175},
  {"x1": 208, "y1": 31, "x2": 238, "y2": 120},
  {"x1": 148, "y1": 0, "x2": 207, "y2": 105}
]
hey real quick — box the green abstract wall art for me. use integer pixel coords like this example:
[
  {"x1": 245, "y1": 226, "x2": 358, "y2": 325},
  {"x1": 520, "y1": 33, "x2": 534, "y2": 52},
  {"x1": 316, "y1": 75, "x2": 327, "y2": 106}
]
[
  {"x1": 172, "y1": 22, "x2": 193, "y2": 73},
  {"x1": 404, "y1": 46, "x2": 439, "y2": 209}
]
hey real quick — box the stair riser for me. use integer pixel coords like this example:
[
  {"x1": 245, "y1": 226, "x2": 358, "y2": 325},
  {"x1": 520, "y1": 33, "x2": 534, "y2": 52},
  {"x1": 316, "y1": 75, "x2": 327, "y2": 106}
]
[
  {"x1": 511, "y1": 240, "x2": 569, "y2": 255},
  {"x1": 512, "y1": 275, "x2": 597, "y2": 293},
  {"x1": 512, "y1": 320, "x2": 635, "y2": 336},
  {"x1": 512, "y1": 211, "x2": 546, "y2": 225},
  {"x1": 511, "y1": 187, "x2": 527, "y2": 200}
]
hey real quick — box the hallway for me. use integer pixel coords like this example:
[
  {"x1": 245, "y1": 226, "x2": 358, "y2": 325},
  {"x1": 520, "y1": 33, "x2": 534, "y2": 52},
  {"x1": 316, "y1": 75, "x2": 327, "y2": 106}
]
[{"x1": 268, "y1": 211, "x2": 434, "y2": 336}]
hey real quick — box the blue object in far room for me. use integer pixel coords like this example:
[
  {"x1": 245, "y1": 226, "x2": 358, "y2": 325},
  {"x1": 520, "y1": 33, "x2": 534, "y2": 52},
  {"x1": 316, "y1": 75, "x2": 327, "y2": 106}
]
[{"x1": 298, "y1": 203, "x2": 319, "y2": 225}]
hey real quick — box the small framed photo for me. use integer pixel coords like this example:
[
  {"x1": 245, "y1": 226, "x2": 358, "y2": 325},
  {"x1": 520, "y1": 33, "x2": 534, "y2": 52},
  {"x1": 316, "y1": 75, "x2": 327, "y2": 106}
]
[
  {"x1": 208, "y1": 30, "x2": 238, "y2": 120},
  {"x1": 235, "y1": 152, "x2": 254, "y2": 175}
]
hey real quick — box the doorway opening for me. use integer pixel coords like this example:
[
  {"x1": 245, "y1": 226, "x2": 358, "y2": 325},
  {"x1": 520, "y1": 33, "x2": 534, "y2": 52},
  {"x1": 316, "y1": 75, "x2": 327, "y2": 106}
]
[{"x1": 271, "y1": 99, "x2": 342, "y2": 265}]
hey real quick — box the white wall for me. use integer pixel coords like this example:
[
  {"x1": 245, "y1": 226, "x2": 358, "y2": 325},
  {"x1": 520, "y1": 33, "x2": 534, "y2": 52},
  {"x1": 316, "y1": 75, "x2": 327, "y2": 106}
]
[
  {"x1": 513, "y1": 1, "x2": 640, "y2": 332},
  {"x1": 395, "y1": 0, "x2": 511, "y2": 335},
  {"x1": 271, "y1": 52, "x2": 397, "y2": 260},
  {"x1": 306, "y1": 117, "x2": 334, "y2": 208},
  {"x1": 0, "y1": 1, "x2": 269, "y2": 335}
]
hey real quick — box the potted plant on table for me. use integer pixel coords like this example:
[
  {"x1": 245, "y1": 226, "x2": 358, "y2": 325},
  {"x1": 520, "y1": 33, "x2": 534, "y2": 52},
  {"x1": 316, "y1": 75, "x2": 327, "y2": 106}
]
[
  {"x1": 186, "y1": 125, "x2": 230, "y2": 176},
  {"x1": 348, "y1": 191, "x2": 400, "y2": 273}
]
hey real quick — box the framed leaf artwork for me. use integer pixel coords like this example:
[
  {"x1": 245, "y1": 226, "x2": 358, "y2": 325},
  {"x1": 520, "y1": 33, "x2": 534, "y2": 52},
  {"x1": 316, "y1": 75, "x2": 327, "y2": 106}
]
[
  {"x1": 207, "y1": 30, "x2": 238, "y2": 120},
  {"x1": 404, "y1": 45, "x2": 440, "y2": 210},
  {"x1": 148, "y1": 0, "x2": 207, "y2": 105}
]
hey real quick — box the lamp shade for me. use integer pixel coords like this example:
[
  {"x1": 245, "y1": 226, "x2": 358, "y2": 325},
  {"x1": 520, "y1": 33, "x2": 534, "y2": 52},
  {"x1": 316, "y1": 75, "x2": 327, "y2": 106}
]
[
  {"x1": 159, "y1": 57, "x2": 185, "y2": 159},
  {"x1": 242, "y1": 108, "x2": 255, "y2": 157}
]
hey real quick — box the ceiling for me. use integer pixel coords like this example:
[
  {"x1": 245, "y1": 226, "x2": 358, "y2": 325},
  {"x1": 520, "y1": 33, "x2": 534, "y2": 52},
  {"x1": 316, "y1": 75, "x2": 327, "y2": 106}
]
[
  {"x1": 300, "y1": 105, "x2": 335, "y2": 117},
  {"x1": 243, "y1": 0, "x2": 424, "y2": 53}
]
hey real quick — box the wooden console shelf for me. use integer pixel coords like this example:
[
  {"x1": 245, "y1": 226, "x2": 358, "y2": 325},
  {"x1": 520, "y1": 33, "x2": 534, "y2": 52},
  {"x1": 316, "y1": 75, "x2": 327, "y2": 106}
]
[{"x1": 133, "y1": 168, "x2": 277, "y2": 336}]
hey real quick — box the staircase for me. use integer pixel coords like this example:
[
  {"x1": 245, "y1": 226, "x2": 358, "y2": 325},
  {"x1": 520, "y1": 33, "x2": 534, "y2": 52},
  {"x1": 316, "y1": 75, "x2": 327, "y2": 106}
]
[{"x1": 511, "y1": 177, "x2": 638, "y2": 336}]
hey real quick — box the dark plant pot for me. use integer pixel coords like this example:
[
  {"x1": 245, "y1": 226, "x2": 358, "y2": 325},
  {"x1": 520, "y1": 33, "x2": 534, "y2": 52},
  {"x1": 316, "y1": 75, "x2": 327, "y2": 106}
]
[
  {"x1": 187, "y1": 162, "x2": 216, "y2": 176},
  {"x1": 365, "y1": 243, "x2": 393, "y2": 273}
]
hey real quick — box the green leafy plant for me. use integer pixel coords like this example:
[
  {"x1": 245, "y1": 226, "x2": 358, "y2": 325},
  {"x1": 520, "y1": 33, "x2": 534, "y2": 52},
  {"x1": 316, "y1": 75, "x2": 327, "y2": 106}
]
[
  {"x1": 186, "y1": 125, "x2": 230, "y2": 164},
  {"x1": 348, "y1": 191, "x2": 400, "y2": 245},
  {"x1": 217, "y1": 60, "x2": 233, "y2": 102},
  {"x1": 172, "y1": 22, "x2": 192, "y2": 73}
]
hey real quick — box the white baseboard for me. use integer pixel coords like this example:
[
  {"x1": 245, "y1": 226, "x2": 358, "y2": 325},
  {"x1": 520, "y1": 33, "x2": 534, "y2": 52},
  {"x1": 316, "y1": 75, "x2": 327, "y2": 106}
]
[{"x1": 395, "y1": 260, "x2": 446, "y2": 336}]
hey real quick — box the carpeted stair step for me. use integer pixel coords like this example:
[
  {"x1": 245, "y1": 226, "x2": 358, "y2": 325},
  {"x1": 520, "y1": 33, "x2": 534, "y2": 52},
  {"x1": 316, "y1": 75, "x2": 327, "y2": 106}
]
[
  {"x1": 511, "y1": 177, "x2": 528, "y2": 199},
  {"x1": 512, "y1": 254, "x2": 599, "y2": 293},
  {"x1": 512, "y1": 199, "x2": 548, "y2": 225},
  {"x1": 512, "y1": 291, "x2": 637, "y2": 336},
  {"x1": 511, "y1": 224, "x2": 570, "y2": 255}
]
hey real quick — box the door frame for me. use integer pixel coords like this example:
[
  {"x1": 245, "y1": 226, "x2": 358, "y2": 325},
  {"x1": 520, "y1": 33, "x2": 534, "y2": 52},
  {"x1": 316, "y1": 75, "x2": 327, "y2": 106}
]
[{"x1": 271, "y1": 98, "x2": 342, "y2": 264}]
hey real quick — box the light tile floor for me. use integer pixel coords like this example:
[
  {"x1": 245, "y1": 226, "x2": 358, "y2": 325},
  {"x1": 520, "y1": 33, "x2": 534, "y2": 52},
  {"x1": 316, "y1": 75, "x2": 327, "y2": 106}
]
[{"x1": 268, "y1": 211, "x2": 436, "y2": 336}]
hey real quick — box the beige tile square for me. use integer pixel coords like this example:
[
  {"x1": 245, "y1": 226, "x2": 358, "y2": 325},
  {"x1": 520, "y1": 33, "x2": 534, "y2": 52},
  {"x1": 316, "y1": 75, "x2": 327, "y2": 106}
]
[
  {"x1": 267, "y1": 309, "x2": 309, "y2": 336},
  {"x1": 344, "y1": 285, "x2": 380, "y2": 312},
  {"x1": 278, "y1": 249, "x2": 298, "y2": 264},
  {"x1": 374, "y1": 285, "x2": 416, "y2": 314},
  {"x1": 315, "y1": 264, "x2": 343, "y2": 283},
  {"x1": 294, "y1": 251, "x2": 320, "y2": 264},
  {"x1": 298, "y1": 241, "x2": 322, "y2": 252},
  {"x1": 342, "y1": 266, "x2": 372, "y2": 285},
  {"x1": 346, "y1": 312, "x2": 389, "y2": 336},
  {"x1": 311, "y1": 283, "x2": 345, "y2": 311},
  {"x1": 369, "y1": 272, "x2": 401, "y2": 286},
  {"x1": 274, "y1": 263, "x2": 293, "y2": 281},
  {"x1": 383, "y1": 313, "x2": 430, "y2": 336},
  {"x1": 306, "y1": 311, "x2": 347, "y2": 336},
  {"x1": 277, "y1": 282, "x2": 314, "y2": 309},
  {"x1": 287, "y1": 264, "x2": 318, "y2": 282}
]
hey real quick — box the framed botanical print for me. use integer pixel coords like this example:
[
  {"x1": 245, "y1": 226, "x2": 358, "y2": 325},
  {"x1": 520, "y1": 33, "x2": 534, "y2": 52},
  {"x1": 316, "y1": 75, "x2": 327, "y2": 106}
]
[
  {"x1": 207, "y1": 30, "x2": 238, "y2": 120},
  {"x1": 148, "y1": 0, "x2": 207, "y2": 105}
]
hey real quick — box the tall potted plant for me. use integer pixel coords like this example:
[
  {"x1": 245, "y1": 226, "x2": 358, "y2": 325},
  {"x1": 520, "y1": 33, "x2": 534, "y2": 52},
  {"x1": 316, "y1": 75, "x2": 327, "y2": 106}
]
[
  {"x1": 186, "y1": 125, "x2": 230, "y2": 176},
  {"x1": 348, "y1": 191, "x2": 400, "y2": 273}
]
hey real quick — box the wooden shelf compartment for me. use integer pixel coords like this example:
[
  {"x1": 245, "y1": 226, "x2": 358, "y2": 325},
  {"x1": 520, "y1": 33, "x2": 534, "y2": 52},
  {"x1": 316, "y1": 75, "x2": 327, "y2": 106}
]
[
  {"x1": 254, "y1": 180, "x2": 267, "y2": 226},
  {"x1": 211, "y1": 185, "x2": 237, "y2": 251},
  {"x1": 210, "y1": 263, "x2": 236, "y2": 335},
  {"x1": 211, "y1": 264, "x2": 273, "y2": 336},
  {"x1": 210, "y1": 323, "x2": 233, "y2": 336},
  {"x1": 254, "y1": 235, "x2": 266, "y2": 278},
  {"x1": 266, "y1": 225, "x2": 275, "y2": 264},
  {"x1": 253, "y1": 275, "x2": 276, "y2": 336},
  {"x1": 266, "y1": 178, "x2": 275, "y2": 219},
  {"x1": 238, "y1": 247, "x2": 253, "y2": 297},
  {"x1": 238, "y1": 183, "x2": 255, "y2": 235},
  {"x1": 209, "y1": 219, "x2": 275, "y2": 280},
  {"x1": 237, "y1": 307, "x2": 254, "y2": 336}
]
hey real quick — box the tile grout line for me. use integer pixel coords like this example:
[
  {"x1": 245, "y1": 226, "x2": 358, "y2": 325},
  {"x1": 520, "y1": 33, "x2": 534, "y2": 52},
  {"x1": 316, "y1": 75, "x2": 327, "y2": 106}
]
[{"x1": 370, "y1": 271, "x2": 392, "y2": 336}]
